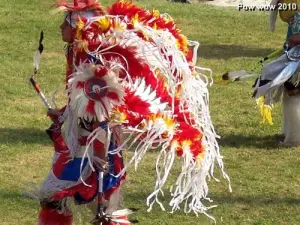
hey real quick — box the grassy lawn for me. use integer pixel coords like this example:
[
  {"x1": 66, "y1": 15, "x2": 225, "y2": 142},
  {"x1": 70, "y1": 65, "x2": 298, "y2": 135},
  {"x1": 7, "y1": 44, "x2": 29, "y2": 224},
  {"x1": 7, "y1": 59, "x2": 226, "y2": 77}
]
[{"x1": 1, "y1": 0, "x2": 300, "y2": 224}]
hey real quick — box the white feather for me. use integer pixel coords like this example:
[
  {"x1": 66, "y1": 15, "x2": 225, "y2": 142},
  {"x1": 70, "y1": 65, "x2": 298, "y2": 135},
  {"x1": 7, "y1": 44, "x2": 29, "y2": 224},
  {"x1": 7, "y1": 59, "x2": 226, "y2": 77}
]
[{"x1": 111, "y1": 209, "x2": 134, "y2": 216}]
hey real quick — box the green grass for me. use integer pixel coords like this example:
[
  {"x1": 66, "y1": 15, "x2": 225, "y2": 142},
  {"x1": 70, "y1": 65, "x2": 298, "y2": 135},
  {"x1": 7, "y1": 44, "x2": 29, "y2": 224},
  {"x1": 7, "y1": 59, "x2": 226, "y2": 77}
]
[{"x1": 0, "y1": 0, "x2": 299, "y2": 224}]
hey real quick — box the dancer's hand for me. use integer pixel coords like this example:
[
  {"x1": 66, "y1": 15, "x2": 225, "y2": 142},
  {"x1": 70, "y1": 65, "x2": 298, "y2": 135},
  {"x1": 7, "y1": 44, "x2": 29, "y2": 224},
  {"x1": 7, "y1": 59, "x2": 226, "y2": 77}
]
[{"x1": 47, "y1": 109, "x2": 61, "y2": 122}]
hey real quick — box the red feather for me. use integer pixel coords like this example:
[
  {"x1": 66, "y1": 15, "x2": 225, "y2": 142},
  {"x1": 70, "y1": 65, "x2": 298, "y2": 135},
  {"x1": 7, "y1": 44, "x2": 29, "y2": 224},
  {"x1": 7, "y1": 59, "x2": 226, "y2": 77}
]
[
  {"x1": 86, "y1": 100, "x2": 96, "y2": 114},
  {"x1": 94, "y1": 67, "x2": 108, "y2": 77},
  {"x1": 76, "y1": 81, "x2": 85, "y2": 88},
  {"x1": 107, "y1": 91, "x2": 119, "y2": 101},
  {"x1": 108, "y1": 0, "x2": 143, "y2": 18},
  {"x1": 190, "y1": 141, "x2": 204, "y2": 157},
  {"x1": 124, "y1": 90, "x2": 151, "y2": 115},
  {"x1": 56, "y1": 0, "x2": 104, "y2": 15},
  {"x1": 117, "y1": 106, "x2": 144, "y2": 127},
  {"x1": 174, "y1": 122, "x2": 202, "y2": 142},
  {"x1": 186, "y1": 49, "x2": 194, "y2": 63}
]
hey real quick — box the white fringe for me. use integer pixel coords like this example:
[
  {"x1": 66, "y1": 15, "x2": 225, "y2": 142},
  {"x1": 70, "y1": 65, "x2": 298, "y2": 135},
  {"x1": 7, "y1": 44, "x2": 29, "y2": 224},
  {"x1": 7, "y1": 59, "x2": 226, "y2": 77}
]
[{"x1": 63, "y1": 106, "x2": 80, "y2": 158}]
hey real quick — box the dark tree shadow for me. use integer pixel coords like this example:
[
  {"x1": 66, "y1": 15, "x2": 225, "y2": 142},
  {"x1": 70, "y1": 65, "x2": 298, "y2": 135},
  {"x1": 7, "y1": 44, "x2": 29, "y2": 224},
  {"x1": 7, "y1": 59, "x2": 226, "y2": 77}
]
[
  {"x1": 218, "y1": 134, "x2": 284, "y2": 149},
  {"x1": 0, "y1": 128, "x2": 51, "y2": 145},
  {"x1": 198, "y1": 44, "x2": 276, "y2": 60}
]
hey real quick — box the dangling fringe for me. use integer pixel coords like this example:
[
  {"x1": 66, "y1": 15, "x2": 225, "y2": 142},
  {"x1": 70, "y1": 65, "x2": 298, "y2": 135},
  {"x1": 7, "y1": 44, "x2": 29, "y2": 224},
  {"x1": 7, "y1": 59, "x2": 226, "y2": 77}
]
[
  {"x1": 118, "y1": 121, "x2": 171, "y2": 171},
  {"x1": 146, "y1": 142, "x2": 230, "y2": 221},
  {"x1": 169, "y1": 152, "x2": 215, "y2": 214},
  {"x1": 147, "y1": 145, "x2": 175, "y2": 211},
  {"x1": 179, "y1": 56, "x2": 231, "y2": 190},
  {"x1": 62, "y1": 106, "x2": 80, "y2": 158}
]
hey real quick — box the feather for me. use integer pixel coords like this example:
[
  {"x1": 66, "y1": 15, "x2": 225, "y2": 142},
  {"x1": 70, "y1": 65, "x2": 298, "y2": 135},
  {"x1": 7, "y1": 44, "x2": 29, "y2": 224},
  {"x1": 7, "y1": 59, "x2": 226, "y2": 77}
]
[
  {"x1": 222, "y1": 70, "x2": 249, "y2": 81},
  {"x1": 86, "y1": 99, "x2": 96, "y2": 114},
  {"x1": 107, "y1": 91, "x2": 120, "y2": 101},
  {"x1": 111, "y1": 209, "x2": 135, "y2": 216},
  {"x1": 124, "y1": 90, "x2": 151, "y2": 115},
  {"x1": 110, "y1": 218, "x2": 132, "y2": 224},
  {"x1": 255, "y1": 60, "x2": 300, "y2": 99}
]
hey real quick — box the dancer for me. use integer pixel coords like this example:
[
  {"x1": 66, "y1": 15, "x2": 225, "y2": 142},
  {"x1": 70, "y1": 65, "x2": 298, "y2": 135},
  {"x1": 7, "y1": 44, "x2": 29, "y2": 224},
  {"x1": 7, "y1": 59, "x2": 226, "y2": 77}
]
[
  {"x1": 253, "y1": 0, "x2": 300, "y2": 147},
  {"x1": 39, "y1": 1, "x2": 126, "y2": 224}
]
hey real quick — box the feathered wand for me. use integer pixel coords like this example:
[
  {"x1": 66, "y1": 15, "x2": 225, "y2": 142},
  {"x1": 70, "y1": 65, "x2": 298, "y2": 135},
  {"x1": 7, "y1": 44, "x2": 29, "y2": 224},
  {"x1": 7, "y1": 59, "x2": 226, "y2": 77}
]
[
  {"x1": 29, "y1": 31, "x2": 52, "y2": 110},
  {"x1": 221, "y1": 48, "x2": 283, "y2": 81},
  {"x1": 90, "y1": 129, "x2": 138, "y2": 225}
]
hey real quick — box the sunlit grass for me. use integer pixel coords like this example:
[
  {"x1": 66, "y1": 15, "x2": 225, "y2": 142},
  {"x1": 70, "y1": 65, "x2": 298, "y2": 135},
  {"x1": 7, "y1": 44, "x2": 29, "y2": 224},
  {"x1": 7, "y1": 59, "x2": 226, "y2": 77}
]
[{"x1": 0, "y1": 0, "x2": 298, "y2": 224}]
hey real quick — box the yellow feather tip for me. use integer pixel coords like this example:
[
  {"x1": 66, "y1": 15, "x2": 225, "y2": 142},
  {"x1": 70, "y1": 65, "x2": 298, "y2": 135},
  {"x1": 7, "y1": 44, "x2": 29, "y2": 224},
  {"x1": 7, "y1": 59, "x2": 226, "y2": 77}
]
[{"x1": 257, "y1": 96, "x2": 273, "y2": 125}]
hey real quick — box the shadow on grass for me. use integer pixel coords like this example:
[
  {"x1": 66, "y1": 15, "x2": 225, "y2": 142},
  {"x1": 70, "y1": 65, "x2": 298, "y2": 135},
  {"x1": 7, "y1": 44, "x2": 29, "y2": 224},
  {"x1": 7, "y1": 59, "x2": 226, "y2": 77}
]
[
  {"x1": 218, "y1": 134, "x2": 283, "y2": 149},
  {"x1": 199, "y1": 44, "x2": 275, "y2": 60},
  {"x1": 213, "y1": 194, "x2": 300, "y2": 205},
  {"x1": 0, "y1": 189, "x2": 38, "y2": 208},
  {"x1": 0, "y1": 128, "x2": 50, "y2": 145}
]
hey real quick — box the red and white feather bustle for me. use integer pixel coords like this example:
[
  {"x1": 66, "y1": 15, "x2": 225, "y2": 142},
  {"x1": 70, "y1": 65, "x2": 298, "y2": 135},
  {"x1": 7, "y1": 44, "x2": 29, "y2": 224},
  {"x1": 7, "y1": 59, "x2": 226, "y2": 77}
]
[{"x1": 61, "y1": 0, "x2": 231, "y2": 221}]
